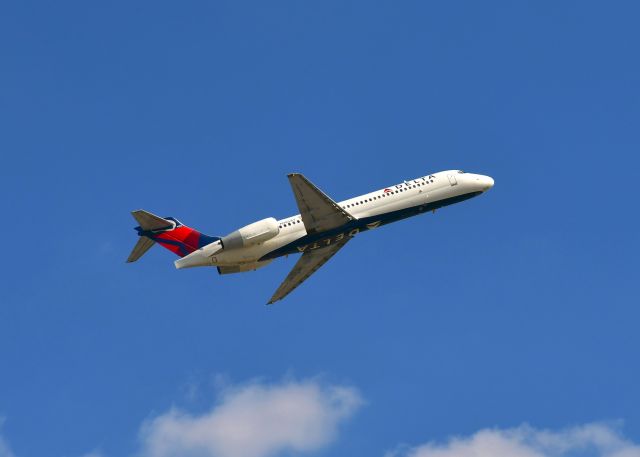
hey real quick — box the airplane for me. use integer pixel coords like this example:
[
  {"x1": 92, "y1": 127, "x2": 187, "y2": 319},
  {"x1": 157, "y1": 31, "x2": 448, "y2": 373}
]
[{"x1": 127, "y1": 170, "x2": 494, "y2": 304}]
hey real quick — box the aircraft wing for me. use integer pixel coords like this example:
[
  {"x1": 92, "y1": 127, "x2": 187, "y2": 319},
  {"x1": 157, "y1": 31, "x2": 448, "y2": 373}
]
[
  {"x1": 287, "y1": 173, "x2": 354, "y2": 234},
  {"x1": 268, "y1": 238, "x2": 349, "y2": 304}
]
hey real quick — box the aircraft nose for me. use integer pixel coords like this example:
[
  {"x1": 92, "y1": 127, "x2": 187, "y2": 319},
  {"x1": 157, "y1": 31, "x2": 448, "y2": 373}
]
[{"x1": 479, "y1": 175, "x2": 494, "y2": 191}]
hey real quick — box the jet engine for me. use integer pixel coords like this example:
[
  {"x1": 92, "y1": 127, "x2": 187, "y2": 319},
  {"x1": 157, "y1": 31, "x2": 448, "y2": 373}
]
[{"x1": 221, "y1": 217, "x2": 280, "y2": 250}]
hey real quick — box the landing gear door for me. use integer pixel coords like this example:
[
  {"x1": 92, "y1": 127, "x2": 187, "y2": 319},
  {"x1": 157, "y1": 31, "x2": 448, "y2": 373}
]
[{"x1": 448, "y1": 174, "x2": 458, "y2": 186}]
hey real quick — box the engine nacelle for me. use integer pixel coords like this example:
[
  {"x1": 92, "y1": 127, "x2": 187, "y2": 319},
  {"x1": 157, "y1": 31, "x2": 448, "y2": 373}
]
[{"x1": 221, "y1": 217, "x2": 280, "y2": 250}]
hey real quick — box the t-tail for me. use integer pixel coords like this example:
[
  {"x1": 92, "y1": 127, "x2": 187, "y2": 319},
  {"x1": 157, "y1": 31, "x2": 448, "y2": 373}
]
[{"x1": 126, "y1": 210, "x2": 220, "y2": 262}]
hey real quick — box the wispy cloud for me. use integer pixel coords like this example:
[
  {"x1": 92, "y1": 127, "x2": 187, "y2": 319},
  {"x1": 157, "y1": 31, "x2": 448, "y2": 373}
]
[
  {"x1": 138, "y1": 377, "x2": 363, "y2": 457},
  {"x1": 0, "y1": 438, "x2": 15, "y2": 457},
  {"x1": 387, "y1": 423, "x2": 640, "y2": 457},
  {"x1": 0, "y1": 418, "x2": 15, "y2": 457}
]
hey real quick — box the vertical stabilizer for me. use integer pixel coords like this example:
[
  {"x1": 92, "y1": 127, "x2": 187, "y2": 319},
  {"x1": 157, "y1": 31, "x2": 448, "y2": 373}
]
[{"x1": 127, "y1": 209, "x2": 220, "y2": 261}]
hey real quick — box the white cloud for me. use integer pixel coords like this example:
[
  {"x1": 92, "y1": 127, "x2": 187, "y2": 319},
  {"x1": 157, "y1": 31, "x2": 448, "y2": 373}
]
[
  {"x1": 0, "y1": 419, "x2": 15, "y2": 457},
  {"x1": 4, "y1": 386, "x2": 640, "y2": 457},
  {"x1": 138, "y1": 378, "x2": 363, "y2": 457},
  {"x1": 389, "y1": 423, "x2": 640, "y2": 457},
  {"x1": 0, "y1": 437, "x2": 15, "y2": 457}
]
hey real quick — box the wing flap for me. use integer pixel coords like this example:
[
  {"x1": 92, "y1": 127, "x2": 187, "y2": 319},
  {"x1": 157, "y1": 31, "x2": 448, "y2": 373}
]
[
  {"x1": 288, "y1": 173, "x2": 354, "y2": 234},
  {"x1": 268, "y1": 239, "x2": 349, "y2": 304}
]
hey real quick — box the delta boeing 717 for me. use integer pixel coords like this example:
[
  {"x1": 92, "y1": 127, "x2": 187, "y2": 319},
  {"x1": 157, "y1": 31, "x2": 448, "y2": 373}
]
[{"x1": 127, "y1": 170, "x2": 494, "y2": 304}]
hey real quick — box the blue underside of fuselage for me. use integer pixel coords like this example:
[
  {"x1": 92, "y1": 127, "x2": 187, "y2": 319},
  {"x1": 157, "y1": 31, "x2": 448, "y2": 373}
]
[{"x1": 259, "y1": 191, "x2": 483, "y2": 261}]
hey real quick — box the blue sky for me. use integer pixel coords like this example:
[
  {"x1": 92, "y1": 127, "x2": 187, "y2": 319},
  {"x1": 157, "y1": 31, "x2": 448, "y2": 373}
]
[{"x1": 1, "y1": 1, "x2": 639, "y2": 456}]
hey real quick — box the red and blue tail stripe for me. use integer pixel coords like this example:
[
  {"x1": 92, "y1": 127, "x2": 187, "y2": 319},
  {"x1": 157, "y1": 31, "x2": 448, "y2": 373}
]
[{"x1": 136, "y1": 217, "x2": 219, "y2": 257}]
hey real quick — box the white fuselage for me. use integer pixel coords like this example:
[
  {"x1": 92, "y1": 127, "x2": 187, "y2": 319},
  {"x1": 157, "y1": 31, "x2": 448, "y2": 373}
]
[{"x1": 175, "y1": 170, "x2": 494, "y2": 269}]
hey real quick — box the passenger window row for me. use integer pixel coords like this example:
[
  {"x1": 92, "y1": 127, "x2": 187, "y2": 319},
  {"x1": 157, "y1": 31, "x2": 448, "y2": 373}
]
[
  {"x1": 279, "y1": 219, "x2": 302, "y2": 229},
  {"x1": 278, "y1": 177, "x2": 434, "y2": 228},
  {"x1": 341, "y1": 178, "x2": 434, "y2": 209}
]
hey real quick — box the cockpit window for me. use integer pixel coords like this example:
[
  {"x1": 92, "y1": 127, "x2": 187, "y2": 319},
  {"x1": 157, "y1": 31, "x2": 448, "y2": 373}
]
[{"x1": 457, "y1": 170, "x2": 465, "y2": 174}]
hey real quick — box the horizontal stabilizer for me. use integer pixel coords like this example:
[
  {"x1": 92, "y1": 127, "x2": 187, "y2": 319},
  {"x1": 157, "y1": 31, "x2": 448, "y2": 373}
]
[
  {"x1": 126, "y1": 236, "x2": 155, "y2": 263},
  {"x1": 131, "y1": 210, "x2": 174, "y2": 231}
]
